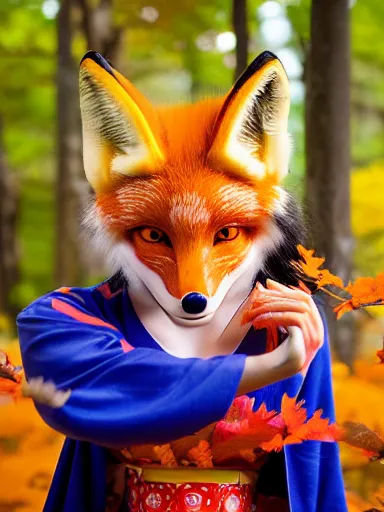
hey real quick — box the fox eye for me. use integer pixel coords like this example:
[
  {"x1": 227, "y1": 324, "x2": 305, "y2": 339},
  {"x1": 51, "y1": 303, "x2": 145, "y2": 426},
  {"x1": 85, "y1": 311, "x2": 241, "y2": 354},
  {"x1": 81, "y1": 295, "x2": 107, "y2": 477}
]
[
  {"x1": 139, "y1": 227, "x2": 166, "y2": 243},
  {"x1": 215, "y1": 227, "x2": 239, "y2": 243}
]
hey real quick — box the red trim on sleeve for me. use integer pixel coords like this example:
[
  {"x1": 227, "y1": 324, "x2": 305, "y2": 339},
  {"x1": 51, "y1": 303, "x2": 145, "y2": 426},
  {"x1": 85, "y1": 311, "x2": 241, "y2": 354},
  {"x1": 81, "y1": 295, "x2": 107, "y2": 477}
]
[
  {"x1": 52, "y1": 298, "x2": 119, "y2": 332},
  {"x1": 120, "y1": 339, "x2": 134, "y2": 353}
]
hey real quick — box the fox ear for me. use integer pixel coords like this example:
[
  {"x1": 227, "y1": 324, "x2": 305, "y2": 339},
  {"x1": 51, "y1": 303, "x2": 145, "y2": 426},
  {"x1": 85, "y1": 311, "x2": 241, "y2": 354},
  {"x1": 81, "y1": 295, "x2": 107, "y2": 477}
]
[
  {"x1": 79, "y1": 51, "x2": 164, "y2": 192},
  {"x1": 208, "y1": 51, "x2": 290, "y2": 182}
]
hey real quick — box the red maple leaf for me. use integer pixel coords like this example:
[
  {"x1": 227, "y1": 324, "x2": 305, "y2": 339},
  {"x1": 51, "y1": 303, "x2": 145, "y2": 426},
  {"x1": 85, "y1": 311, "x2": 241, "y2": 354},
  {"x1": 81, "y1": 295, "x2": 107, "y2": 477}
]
[{"x1": 212, "y1": 397, "x2": 279, "y2": 463}]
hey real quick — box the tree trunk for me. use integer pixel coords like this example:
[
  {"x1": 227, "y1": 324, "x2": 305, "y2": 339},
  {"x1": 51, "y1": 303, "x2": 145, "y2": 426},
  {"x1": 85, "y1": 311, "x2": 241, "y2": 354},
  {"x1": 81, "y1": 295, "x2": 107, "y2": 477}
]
[
  {"x1": 78, "y1": 0, "x2": 123, "y2": 64},
  {"x1": 305, "y1": 0, "x2": 354, "y2": 365},
  {"x1": 55, "y1": 0, "x2": 85, "y2": 286},
  {"x1": 55, "y1": 0, "x2": 124, "y2": 286},
  {"x1": 0, "y1": 117, "x2": 19, "y2": 317},
  {"x1": 232, "y1": 0, "x2": 248, "y2": 80}
]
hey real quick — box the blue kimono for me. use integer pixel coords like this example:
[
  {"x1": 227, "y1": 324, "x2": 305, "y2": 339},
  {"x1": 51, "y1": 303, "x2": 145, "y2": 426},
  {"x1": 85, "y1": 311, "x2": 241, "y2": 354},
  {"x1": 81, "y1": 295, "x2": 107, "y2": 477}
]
[{"x1": 16, "y1": 276, "x2": 347, "y2": 512}]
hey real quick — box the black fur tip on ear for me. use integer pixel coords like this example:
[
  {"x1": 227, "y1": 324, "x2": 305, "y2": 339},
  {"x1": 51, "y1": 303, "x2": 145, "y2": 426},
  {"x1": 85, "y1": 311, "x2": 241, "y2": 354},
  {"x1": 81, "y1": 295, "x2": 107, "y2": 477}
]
[
  {"x1": 80, "y1": 51, "x2": 115, "y2": 77},
  {"x1": 234, "y1": 51, "x2": 279, "y2": 90}
]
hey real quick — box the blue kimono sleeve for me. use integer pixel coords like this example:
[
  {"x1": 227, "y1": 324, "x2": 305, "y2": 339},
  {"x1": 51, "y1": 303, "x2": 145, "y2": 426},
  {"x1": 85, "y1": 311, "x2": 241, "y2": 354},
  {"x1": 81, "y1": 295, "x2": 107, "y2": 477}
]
[{"x1": 16, "y1": 292, "x2": 246, "y2": 448}]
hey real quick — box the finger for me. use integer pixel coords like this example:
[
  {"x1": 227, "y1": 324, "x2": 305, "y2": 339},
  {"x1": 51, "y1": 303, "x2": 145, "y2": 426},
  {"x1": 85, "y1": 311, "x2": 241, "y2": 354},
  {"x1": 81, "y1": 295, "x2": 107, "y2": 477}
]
[
  {"x1": 249, "y1": 288, "x2": 304, "y2": 307},
  {"x1": 247, "y1": 298, "x2": 310, "y2": 314},
  {"x1": 250, "y1": 290, "x2": 311, "y2": 310},
  {"x1": 252, "y1": 284, "x2": 309, "y2": 307},
  {"x1": 265, "y1": 279, "x2": 324, "y2": 345},
  {"x1": 266, "y1": 279, "x2": 312, "y2": 304},
  {"x1": 243, "y1": 301, "x2": 310, "y2": 324},
  {"x1": 252, "y1": 311, "x2": 311, "y2": 343}
]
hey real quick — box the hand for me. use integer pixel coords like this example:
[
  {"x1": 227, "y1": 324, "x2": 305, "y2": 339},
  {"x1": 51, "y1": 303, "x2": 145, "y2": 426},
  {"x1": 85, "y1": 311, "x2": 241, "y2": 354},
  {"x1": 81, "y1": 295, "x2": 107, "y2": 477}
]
[
  {"x1": 242, "y1": 279, "x2": 324, "y2": 374},
  {"x1": 237, "y1": 326, "x2": 305, "y2": 396}
]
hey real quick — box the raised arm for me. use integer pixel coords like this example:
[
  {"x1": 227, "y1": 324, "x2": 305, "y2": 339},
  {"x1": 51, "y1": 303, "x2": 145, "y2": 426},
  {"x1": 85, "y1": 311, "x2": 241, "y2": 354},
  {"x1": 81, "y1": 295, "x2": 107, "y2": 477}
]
[
  {"x1": 17, "y1": 292, "x2": 247, "y2": 448},
  {"x1": 16, "y1": 289, "x2": 312, "y2": 448}
]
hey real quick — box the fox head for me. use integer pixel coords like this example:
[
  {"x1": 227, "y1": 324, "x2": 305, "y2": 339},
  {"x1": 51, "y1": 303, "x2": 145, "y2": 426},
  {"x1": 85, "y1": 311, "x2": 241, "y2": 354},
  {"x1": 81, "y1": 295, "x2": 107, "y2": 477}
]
[{"x1": 80, "y1": 51, "x2": 304, "y2": 326}]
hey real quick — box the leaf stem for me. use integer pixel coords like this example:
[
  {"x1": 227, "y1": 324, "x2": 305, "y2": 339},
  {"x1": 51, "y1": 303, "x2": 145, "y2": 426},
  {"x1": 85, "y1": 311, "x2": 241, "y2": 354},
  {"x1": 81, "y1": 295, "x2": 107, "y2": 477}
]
[{"x1": 319, "y1": 287, "x2": 346, "y2": 302}]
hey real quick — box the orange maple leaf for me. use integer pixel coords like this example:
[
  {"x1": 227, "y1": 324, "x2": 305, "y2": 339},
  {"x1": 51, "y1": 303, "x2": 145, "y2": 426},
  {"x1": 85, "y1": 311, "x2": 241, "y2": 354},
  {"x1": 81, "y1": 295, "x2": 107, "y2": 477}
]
[
  {"x1": 377, "y1": 349, "x2": 384, "y2": 364},
  {"x1": 333, "y1": 300, "x2": 354, "y2": 319},
  {"x1": 294, "y1": 410, "x2": 344, "y2": 442},
  {"x1": 187, "y1": 440, "x2": 214, "y2": 468},
  {"x1": 261, "y1": 395, "x2": 340, "y2": 452},
  {"x1": 295, "y1": 245, "x2": 344, "y2": 289},
  {"x1": 332, "y1": 275, "x2": 384, "y2": 318},
  {"x1": 260, "y1": 434, "x2": 284, "y2": 452},
  {"x1": 153, "y1": 444, "x2": 178, "y2": 467},
  {"x1": 281, "y1": 393, "x2": 307, "y2": 431},
  {"x1": 346, "y1": 275, "x2": 384, "y2": 308}
]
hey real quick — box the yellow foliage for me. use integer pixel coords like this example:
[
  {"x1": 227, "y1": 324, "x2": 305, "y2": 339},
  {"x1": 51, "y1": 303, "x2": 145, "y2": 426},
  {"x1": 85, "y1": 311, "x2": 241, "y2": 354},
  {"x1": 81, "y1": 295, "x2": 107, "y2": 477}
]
[
  {"x1": 352, "y1": 163, "x2": 384, "y2": 238},
  {"x1": 352, "y1": 163, "x2": 384, "y2": 282},
  {"x1": 333, "y1": 360, "x2": 384, "y2": 509},
  {"x1": 345, "y1": 490, "x2": 379, "y2": 512},
  {"x1": 0, "y1": 314, "x2": 11, "y2": 332},
  {"x1": 334, "y1": 367, "x2": 384, "y2": 433},
  {"x1": 354, "y1": 360, "x2": 384, "y2": 387}
]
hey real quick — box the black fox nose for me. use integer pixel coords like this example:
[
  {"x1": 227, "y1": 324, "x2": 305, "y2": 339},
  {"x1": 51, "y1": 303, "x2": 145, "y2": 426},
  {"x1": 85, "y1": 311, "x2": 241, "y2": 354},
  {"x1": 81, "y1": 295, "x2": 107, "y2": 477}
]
[{"x1": 181, "y1": 292, "x2": 208, "y2": 314}]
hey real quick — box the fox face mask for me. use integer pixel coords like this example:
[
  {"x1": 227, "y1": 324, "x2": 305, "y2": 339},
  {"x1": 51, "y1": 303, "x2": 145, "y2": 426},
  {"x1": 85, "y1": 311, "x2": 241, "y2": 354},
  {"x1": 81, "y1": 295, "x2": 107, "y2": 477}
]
[{"x1": 80, "y1": 50, "x2": 299, "y2": 330}]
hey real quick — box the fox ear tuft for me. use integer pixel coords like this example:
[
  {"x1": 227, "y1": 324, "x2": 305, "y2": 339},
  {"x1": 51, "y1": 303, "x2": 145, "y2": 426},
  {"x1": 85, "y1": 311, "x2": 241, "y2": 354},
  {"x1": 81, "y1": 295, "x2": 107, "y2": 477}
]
[
  {"x1": 208, "y1": 51, "x2": 290, "y2": 183},
  {"x1": 79, "y1": 52, "x2": 164, "y2": 192}
]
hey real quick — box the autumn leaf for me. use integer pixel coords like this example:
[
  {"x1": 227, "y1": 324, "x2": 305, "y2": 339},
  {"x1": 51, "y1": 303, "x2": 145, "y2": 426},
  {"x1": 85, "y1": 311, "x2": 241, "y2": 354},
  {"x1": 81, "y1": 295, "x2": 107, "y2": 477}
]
[
  {"x1": 225, "y1": 395, "x2": 256, "y2": 424},
  {"x1": 213, "y1": 397, "x2": 276, "y2": 445},
  {"x1": 295, "y1": 410, "x2": 345, "y2": 443},
  {"x1": 317, "y1": 269, "x2": 345, "y2": 289},
  {"x1": 296, "y1": 245, "x2": 326, "y2": 279},
  {"x1": 333, "y1": 275, "x2": 384, "y2": 318},
  {"x1": 129, "y1": 396, "x2": 341, "y2": 467},
  {"x1": 333, "y1": 300, "x2": 354, "y2": 319},
  {"x1": 171, "y1": 423, "x2": 216, "y2": 459},
  {"x1": 187, "y1": 440, "x2": 214, "y2": 468},
  {"x1": 263, "y1": 395, "x2": 341, "y2": 452},
  {"x1": 153, "y1": 444, "x2": 178, "y2": 467},
  {"x1": 295, "y1": 245, "x2": 344, "y2": 289},
  {"x1": 212, "y1": 399, "x2": 280, "y2": 462},
  {"x1": 279, "y1": 393, "x2": 307, "y2": 431},
  {"x1": 346, "y1": 275, "x2": 384, "y2": 308},
  {"x1": 260, "y1": 434, "x2": 284, "y2": 452}
]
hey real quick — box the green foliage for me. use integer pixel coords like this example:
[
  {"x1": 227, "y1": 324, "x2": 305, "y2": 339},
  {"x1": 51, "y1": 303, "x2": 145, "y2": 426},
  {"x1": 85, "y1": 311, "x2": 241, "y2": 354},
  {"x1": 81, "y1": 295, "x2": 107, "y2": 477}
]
[{"x1": 1, "y1": 0, "x2": 384, "y2": 309}]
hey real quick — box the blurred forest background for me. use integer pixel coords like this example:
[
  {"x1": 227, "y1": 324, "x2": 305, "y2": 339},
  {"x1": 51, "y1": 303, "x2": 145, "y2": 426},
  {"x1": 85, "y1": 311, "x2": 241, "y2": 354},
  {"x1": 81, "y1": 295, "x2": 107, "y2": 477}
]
[{"x1": 0, "y1": 0, "x2": 384, "y2": 511}]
